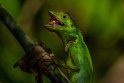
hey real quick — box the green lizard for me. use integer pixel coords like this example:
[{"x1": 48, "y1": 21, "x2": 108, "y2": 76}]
[{"x1": 44, "y1": 11, "x2": 93, "y2": 83}]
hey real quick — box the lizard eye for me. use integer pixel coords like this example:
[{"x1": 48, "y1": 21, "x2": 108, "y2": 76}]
[{"x1": 63, "y1": 15, "x2": 66, "y2": 18}]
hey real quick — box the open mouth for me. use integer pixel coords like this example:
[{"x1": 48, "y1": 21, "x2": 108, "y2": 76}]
[{"x1": 47, "y1": 11, "x2": 64, "y2": 26}]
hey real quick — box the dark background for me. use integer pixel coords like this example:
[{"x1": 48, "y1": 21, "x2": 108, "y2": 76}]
[{"x1": 0, "y1": 0, "x2": 123, "y2": 83}]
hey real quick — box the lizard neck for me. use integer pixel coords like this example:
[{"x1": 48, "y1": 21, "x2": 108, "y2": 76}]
[
  {"x1": 56, "y1": 31, "x2": 71, "y2": 46},
  {"x1": 56, "y1": 25, "x2": 78, "y2": 46}
]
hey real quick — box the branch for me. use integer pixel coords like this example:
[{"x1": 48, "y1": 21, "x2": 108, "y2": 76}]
[
  {"x1": 0, "y1": 5, "x2": 35, "y2": 52},
  {"x1": 0, "y1": 5, "x2": 70, "y2": 83}
]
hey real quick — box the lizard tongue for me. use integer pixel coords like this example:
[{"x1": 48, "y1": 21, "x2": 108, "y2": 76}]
[{"x1": 49, "y1": 18, "x2": 59, "y2": 26}]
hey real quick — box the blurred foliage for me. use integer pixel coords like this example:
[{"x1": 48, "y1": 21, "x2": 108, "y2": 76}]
[{"x1": 0, "y1": 0, "x2": 124, "y2": 83}]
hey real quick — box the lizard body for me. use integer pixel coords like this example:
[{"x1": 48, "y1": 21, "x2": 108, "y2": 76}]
[{"x1": 44, "y1": 11, "x2": 93, "y2": 83}]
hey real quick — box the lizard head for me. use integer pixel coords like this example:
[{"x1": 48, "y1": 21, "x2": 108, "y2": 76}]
[{"x1": 44, "y1": 11, "x2": 76, "y2": 32}]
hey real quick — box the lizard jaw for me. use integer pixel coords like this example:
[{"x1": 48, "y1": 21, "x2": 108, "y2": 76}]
[{"x1": 46, "y1": 11, "x2": 65, "y2": 27}]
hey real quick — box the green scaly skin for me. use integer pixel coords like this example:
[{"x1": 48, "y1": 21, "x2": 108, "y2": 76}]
[{"x1": 44, "y1": 11, "x2": 93, "y2": 83}]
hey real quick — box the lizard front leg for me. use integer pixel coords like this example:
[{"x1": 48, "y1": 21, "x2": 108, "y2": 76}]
[
  {"x1": 64, "y1": 36, "x2": 79, "y2": 71},
  {"x1": 65, "y1": 35, "x2": 78, "y2": 52}
]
